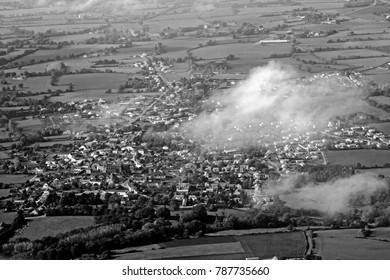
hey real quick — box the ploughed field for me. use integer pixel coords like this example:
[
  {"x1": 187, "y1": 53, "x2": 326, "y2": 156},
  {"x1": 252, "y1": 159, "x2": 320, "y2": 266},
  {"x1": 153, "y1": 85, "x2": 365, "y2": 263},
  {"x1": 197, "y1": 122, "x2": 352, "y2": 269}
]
[
  {"x1": 327, "y1": 150, "x2": 390, "y2": 167},
  {"x1": 314, "y1": 228, "x2": 390, "y2": 260},
  {"x1": 113, "y1": 231, "x2": 307, "y2": 260}
]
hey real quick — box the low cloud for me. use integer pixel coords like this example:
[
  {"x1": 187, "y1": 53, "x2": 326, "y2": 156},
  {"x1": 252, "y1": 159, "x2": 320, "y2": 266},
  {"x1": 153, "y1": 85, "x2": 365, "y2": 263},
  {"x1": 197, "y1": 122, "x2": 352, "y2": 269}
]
[
  {"x1": 259, "y1": 173, "x2": 388, "y2": 215},
  {"x1": 182, "y1": 61, "x2": 364, "y2": 149}
]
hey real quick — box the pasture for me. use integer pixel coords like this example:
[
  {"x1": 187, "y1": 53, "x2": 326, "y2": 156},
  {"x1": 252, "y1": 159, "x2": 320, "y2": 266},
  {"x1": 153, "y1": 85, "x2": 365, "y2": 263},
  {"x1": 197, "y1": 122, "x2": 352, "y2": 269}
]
[
  {"x1": 314, "y1": 228, "x2": 390, "y2": 259},
  {"x1": 59, "y1": 73, "x2": 129, "y2": 91},
  {"x1": 20, "y1": 23, "x2": 105, "y2": 34},
  {"x1": 0, "y1": 211, "x2": 16, "y2": 224},
  {"x1": 315, "y1": 49, "x2": 389, "y2": 61},
  {"x1": 0, "y1": 188, "x2": 10, "y2": 197},
  {"x1": 8, "y1": 76, "x2": 68, "y2": 93},
  {"x1": 192, "y1": 42, "x2": 292, "y2": 60},
  {"x1": 341, "y1": 57, "x2": 389, "y2": 70},
  {"x1": 114, "y1": 231, "x2": 307, "y2": 260},
  {"x1": 17, "y1": 118, "x2": 44, "y2": 133},
  {"x1": 358, "y1": 168, "x2": 390, "y2": 177},
  {"x1": 327, "y1": 150, "x2": 390, "y2": 167},
  {"x1": 12, "y1": 216, "x2": 95, "y2": 241},
  {"x1": 15, "y1": 44, "x2": 119, "y2": 64},
  {"x1": 0, "y1": 174, "x2": 34, "y2": 184},
  {"x1": 369, "y1": 96, "x2": 390, "y2": 106},
  {"x1": 366, "y1": 73, "x2": 390, "y2": 84},
  {"x1": 114, "y1": 242, "x2": 245, "y2": 260},
  {"x1": 367, "y1": 122, "x2": 390, "y2": 134},
  {"x1": 51, "y1": 90, "x2": 141, "y2": 102}
]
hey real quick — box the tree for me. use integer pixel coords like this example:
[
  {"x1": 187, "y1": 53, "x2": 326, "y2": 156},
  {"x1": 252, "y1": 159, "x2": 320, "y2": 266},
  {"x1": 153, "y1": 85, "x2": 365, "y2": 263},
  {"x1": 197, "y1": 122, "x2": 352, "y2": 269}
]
[
  {"x1": 191, "y1": 204, "x2": 208, "y2": 223},
  {"x1": 68, "y1": 83, "x2": 74, "y2": 92},
  {"x1": 155, "y1": 206, "x2": 170, "y2": 219},
  {"x1": 170, "y1": 199, "x2": 180, "y2": 211},
  {"x1": 50, "y1": 71, "x2": 62, "y2": 86},
  {"x1": 18, "y1": 83, "x2": 23, "y2": 89}
]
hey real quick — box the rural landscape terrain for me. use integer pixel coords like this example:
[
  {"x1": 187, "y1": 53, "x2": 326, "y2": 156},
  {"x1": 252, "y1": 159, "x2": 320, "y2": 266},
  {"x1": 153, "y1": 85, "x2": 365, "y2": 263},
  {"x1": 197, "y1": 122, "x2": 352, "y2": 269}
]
[{"x1": 1, "y1": 0, "x2": 390, "y2": 260}]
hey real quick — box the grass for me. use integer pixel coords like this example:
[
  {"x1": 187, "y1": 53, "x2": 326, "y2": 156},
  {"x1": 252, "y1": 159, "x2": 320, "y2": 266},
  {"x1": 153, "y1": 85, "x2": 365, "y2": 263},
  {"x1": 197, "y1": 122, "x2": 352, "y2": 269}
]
[
  {"x1": 369, "y1": 96, "x2": 390, "y2": 106},
  {"x1": 235, "y1": 231, "x2": 307, "y2": 259},
  {"x1": 48, "y1": 33, "x2": 101, "y2": 44},
  {"x1": 315, "y1": 49, "x2": 388, "y2": 60},
  {"x1": 114, "y1": 231, "x2": 307, "y2": 260},
  {"x1": 15, "y1": 44, "x2": 119, "y2": 64},
  {"x1": 20, "y1": 23, "x2": 105, "y2": 34},
  {"x1": 12, "y1": 216, "x2": 95, "y2": 241},
  {"x1": 17, "y1": 118, "x2": 44, "y2": 133},
  {"x1": 59, "y1": 73, "x2": 129, "y2": 91},
  {"x1": 0, "y1": 188, "x2": 11, "y2": 197},
  {"x1": 8, "y1": 76, "x2": 68, "y2": 93},
  {"x1": 0, "y1": 211, "x2": 16, "y2": 224},
  {"x1": 314, "y1": 228, "x2": 390, "y2": 259},
  {"x1": 192, "y1": 43, "x2": 291, "y2": 60},
  {"x1": 114, "y1": 242, "x2": 245, "y2": 260},
  {"x1": 367, "y1": 73, "x2": 390, "y2": 84},
  {"x1": 28, "y1": 140, "x2": 74, "y2": 148},
  {"x1": 358, "y1": 168, "x2": 390, "y2": 177},
  {"x1": 206, "y1": 227, "x2": 286, "y2": 236},
  {"x1": 342, "y1": 57, "x2": 389, "y2": 70},
  {"x1": 0, "y1": 106, "x2": 30, "y2": 111},
  {"x1": 0, "y1": 174, "x2": 34, "y2": 184},
  {"x1": 327, "y1": 150, "x2": 390, "y2": 167},
  {"x1": 367, "y1": 122, "x2": 390, "y2": 134}
]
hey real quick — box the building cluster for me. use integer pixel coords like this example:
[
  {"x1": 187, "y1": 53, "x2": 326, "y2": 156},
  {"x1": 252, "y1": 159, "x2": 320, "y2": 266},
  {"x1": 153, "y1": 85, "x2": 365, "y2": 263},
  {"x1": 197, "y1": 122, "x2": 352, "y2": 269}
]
[{"x1": 1, "y1": 54, "x2": 390, "y2": 218}]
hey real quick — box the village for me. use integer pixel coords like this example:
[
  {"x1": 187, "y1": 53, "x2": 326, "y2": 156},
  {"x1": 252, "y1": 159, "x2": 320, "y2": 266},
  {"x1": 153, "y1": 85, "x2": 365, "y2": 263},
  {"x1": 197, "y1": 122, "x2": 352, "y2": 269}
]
[{"x1": 1, "y1": 53, "x2": 390, "y2": 220}]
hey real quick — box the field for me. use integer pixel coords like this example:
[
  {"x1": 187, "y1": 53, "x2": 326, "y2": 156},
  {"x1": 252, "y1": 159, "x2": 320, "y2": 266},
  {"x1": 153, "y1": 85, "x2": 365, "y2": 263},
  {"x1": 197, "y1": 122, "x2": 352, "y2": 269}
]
[
  {"x1": 192, "y1": 43, "x2": 291, "y2": 60},
  {"x1": 0, "y1": 211, "x2": 16, "y2": 224},
  {"x1": 0, "y1": 188, "x2": 10, "y2": 197},
  {"x1": 314, "y1": 228, "x2": 390, "y2": 259},
  {"x1": 15, "y1": 44, "x2": 119, "y2": 64},
  {"x1": 0, "y1": 106, "x2": 30, "y2": 111},
  {"x1": 20, "y1": 23, "x2": 105, "y2": 34},
  {"x1": 366, "y1": 73, "x2": 390, "y2": 84},
  {"x1": 327, "y1": 150, "x2": 390, "y2": 167},
  {"x1": 8, "y1": 76, "x2": 68, "y2": 93},
  {"x1": 343, "y1": 57, "x2": 390, "y2": 70},
  {"x1": 368, "y1": 122, "x2": 390, "y2": 134},
  {"x1": 48, "y1": 33, "x2": 100, "y2": 44},
  {"x1": 315, "y1": 49, "x2": 389, "y2": 61},
  {"x1": 114, "y1": 231, "x2": 307, "y2": 260},
  {"x1": 59, "y1": 73, "x2": 128, "y2": 91},
  {"x1": 12, "y1": 216, "x2": 95, "y2": 241},
  {"x1": 17, "y1": 118, "x2": 44, "y2": 133},
  {"x1": 369, "y1": 96, "x2": 390, "y2": 106},
  {"x1": 357, "y1": 168, "x2": 390, "y2": 177},
  {"x1": 114, "y1": 242, "x2": 245, "y2": 260},
  {"x1": 0, "y1": 174, "x2": 34, "y2": 184}
]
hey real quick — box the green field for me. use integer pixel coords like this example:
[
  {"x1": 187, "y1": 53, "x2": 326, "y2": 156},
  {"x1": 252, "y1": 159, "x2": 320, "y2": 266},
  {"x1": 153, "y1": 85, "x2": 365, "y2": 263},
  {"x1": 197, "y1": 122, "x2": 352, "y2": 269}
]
[
  {"x1": 17, "y1": 118, "x2": 44, "y2": 133},
  {"x1": 114, "y1": 231, "x2": 307, "y2": 260},
  {"x1": 0, "y1": 106, "x2": 30, "y2": 111},
  {"x1": 369, "y1": 96, "x2": 390, "y2": 106},
  {"x1": 15, "y1": 44, "x2": 119, "y2": 64},
  {"x1": 192, "y1": 43, "x2": 291, "y2": 60},
  {"x1": 314, "y1": 228, "x2": 390, "y2": 259},
  {"x1": 59, "y1": 72, "x2": 128, "y2": 91},
  {"x1": 315, "y1": 49, "x2": 389, "y2": 61},
  {"x1": 357, "y1": 168, "x2": 390, "y2": 177},
  {"x1": 0, "y1": 211, "x2": 16, "y2": 224},
  {"x1": 8, "y1": 76, "x2": 68, "y2": 93},
  {"x1": 0, "y1": 188, "x2": 10, "y2": 197},
  {"x1": 368, "y1": 122, "x2": 390, "y2": 134},
  {"x1": 0, "y1": 174, "x2": 34, "y2": 184},
  {"x1": 327, "y1": 150, "x2": 390, "y2": 167},
  {"x1": 12, "y1": 216, "x2": 95, "y2": 241}
]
